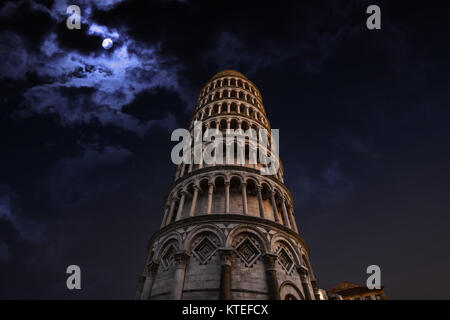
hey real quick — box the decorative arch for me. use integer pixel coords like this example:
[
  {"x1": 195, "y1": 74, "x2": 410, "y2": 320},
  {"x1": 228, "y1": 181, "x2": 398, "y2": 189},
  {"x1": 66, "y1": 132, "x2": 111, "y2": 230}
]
[
  {"x1": 211, "y1": 173, "x2": 228, "y2": 186},
  {"x1": 279, "y1": 281, "x2": 304, "y2": 300},
  {"x1": 270, "y1": 235, "x2": 301, "y2": 266},
  {"x1": 184, "y1": 225, "x2": 225, "y2": 265},
  {"x1": 155, "y1": 233, "x2": 182, "y2": 269},
  {"x1": 244, "y1": 175, "x2": 261, "y2": 187},
  {"x1": 226, "y1": 225, "x2": 269, "y2": 253}
]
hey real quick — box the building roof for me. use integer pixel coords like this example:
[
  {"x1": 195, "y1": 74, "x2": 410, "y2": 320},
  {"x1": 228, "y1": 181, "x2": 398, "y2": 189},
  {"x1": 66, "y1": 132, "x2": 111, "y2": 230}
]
[
  {"x1": 209, "y1": 69, "x2": 248, "y2": 81},
  {"x1": 328, "y1": 282, "x2": 384, "y2": 296}
]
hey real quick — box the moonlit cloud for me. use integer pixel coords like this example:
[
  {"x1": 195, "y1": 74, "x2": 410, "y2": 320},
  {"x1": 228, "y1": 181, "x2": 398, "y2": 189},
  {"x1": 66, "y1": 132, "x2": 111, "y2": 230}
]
[{"x1": 0, "y1": 0, "x2": 186, "y2": 133}]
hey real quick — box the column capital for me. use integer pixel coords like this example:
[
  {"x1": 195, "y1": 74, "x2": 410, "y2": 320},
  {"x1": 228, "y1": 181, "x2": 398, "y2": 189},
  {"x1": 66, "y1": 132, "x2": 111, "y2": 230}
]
[
  {"x1": 297, "y1": 265, "x2": 309, "y2": 276},
  {"x1": 264, "y1": 252, "x2": 278, "y2": 270},
  {"x1": 218, "y1": 247, "x2": 233, "y2": 266},
  {"x1": 174, "y1": 250, "x2": 190, "y2": 268},
  {"x1": 145, "y1": 261, "x2": 159, "y2": 276}
]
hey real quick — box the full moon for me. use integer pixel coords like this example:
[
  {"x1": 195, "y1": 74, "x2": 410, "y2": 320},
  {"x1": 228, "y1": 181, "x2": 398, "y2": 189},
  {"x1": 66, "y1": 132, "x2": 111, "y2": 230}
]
[{"x1": 102, "y1": 38, "x2": 113, "y2": 49}]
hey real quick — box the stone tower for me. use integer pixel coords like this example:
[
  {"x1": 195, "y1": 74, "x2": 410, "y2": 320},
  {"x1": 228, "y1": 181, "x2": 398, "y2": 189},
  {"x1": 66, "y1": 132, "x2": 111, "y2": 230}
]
[{"x1": 136, "y1": 70, "x2": 319, "y2": 300}]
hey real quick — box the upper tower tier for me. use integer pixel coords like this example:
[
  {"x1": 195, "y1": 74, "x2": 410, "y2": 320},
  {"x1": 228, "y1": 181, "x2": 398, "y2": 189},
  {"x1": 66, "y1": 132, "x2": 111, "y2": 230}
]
[{"x1": 164, "y1": 70, "x2": 296, "y2": 234}]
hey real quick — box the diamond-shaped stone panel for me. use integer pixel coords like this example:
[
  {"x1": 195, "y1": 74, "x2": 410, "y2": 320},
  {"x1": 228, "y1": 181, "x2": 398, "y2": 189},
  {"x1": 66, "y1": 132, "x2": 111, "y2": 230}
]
[
  {"x1": 277, "y1": 248, "x2": 294, "y2": 273},
  {"x1": 192, "y1": 237, "x2": 217, "y2": 264},
  {"x1": 234, "y1": 237, "x2": 261, "y2": 267}
]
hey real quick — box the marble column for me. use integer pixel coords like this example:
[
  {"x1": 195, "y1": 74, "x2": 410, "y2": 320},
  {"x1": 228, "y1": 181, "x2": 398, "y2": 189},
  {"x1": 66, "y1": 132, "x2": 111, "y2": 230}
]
[
  {"x1": 311, "y1": 279, "x2": 321, "y2": 300},
  {"x1": 224, "y1": 181, "x2": 230, "y2": 214},
  {"x1": 241, "y1": 182, "x2": 248, "y2": 215},
  {"x1": 141, "y1": 262, "x2": 159, "y2": 300},
  {"x1": 257, "y1": 186, "x2": 265, "y2": 219},
  {"x1": 207, "y1": 183, "x2": 214, "y2": 214},
  {"x1": 264, "y1": 253, "x2": 280, "y2": 300},
  {"x1": 270, "y1": 191, "x2": 280, "y2": 222},
  {"x1": 199, "y1": 147, "x2": 204, "y2": 169},
  {"x1": 189, "y1": 186, "x2": 199, "y2": 217},
  {"x1": 165, "y1": 197, "x2": 177, "y2": 226},
  {"x1": 171, "y1": 251, "x2": 189, "y2": 300},
  {"x1": 175, "y1": 192, "x2": 185, "y2": 221},
  {"x1": 175, "y1": 166, "x2": 181, "y2": 180},
  {"x1": 219, "y1": 248, "x2": 233, "y2": 300},
  {"x1": 281, "y1": 197, "x2": 291, "y2": 229},
  {"x1": 160, "y1": 204, "x2": 170, "y2": 228},
  {"x1": 298, "y1": 266, "x2": 313, "y2": 300},
  {"x1": 289, "y1": 209, "x2": 299, "y2": 232}
]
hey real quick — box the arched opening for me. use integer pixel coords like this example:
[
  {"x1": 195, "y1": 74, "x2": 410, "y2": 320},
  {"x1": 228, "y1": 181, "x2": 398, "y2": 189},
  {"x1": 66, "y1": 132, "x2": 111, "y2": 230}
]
[
  {"x1": 171, "y1": 190, "x2": 183, "y2": 223},
  {"x1": 196, "y1": 178, "x2": 210, "y2": 215},
  {"x1": 219, "y1": 119, "x2": 228, "y2": 132},
  {"x1": 221, "y1": 102, "x2": 228, "y2": 113},
  {"x1": 241, "y1": 120, "x2": 249, "y2": 132},
  {"x1": 229, "y1": 176, "x2": 243, "y2": 214},
  {"x1": 245, "y1": 178, "x2": 259, "y2": 217},
  {"x1": 230, "y1": 102, "x2": 237, "y2": 113},
  {"x1": 261, "y1": 183, "x2": 274, "y2": 221},
  {"x1": 182, "y1": 183, "x2": 195, "y2": 218},
  {"x1": 230, "y1": 119, "x2": 239, "y2": 131},
  {"x1": 213, "y1": 104, "x2": 219, "y2": 115},
  {"x1": 274, "y1": 189, "x2": 284, "y2": 224},
  {"x1": 211, "y1": 176, "x2": 225, "y2": 214}
]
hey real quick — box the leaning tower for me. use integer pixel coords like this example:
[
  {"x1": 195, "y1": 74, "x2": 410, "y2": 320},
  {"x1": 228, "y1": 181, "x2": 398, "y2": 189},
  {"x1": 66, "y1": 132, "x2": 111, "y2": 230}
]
[{"x1": 136, "y1": 70, "x2": 319, "y2": 300}]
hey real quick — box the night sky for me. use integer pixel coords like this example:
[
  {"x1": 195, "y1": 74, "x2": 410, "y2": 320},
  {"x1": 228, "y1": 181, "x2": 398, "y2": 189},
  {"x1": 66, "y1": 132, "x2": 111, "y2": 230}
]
[{"x1": 0, "y1": 0, "x2": 449, "y2": 299}]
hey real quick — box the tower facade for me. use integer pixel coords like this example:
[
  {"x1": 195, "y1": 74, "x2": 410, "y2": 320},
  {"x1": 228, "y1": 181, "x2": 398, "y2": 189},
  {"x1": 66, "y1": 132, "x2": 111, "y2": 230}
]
[{"x1": 136, "y1": 70, "x2": 319, "y2": 300}]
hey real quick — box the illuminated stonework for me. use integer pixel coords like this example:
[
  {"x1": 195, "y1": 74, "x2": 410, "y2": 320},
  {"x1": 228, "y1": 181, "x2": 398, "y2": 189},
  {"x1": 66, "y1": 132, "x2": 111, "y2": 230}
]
[{"x1": 135, "y1": 70, "x2": 320, "y2": 300}]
